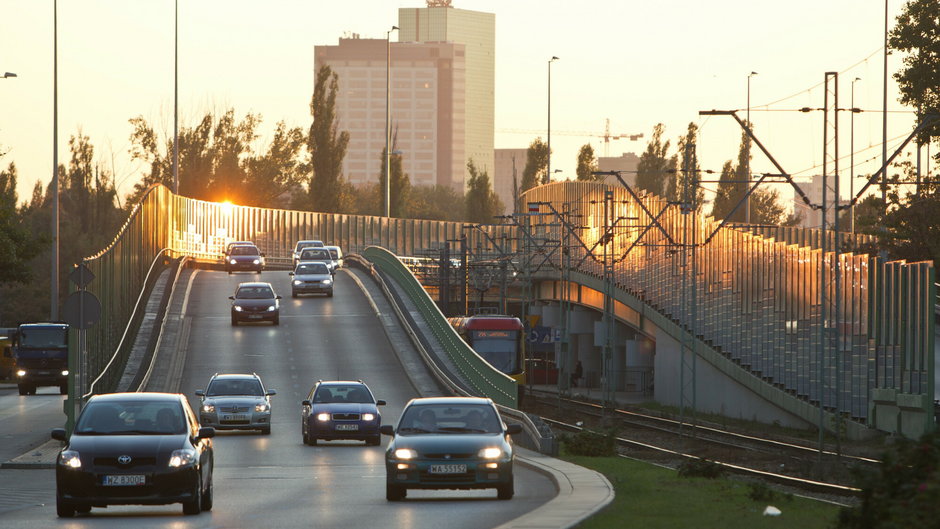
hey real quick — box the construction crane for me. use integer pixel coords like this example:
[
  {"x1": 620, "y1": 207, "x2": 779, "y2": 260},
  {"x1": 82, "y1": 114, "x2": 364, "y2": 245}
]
[{"x1": 496, "y1": 119, "x2": 644, "y2": 157}]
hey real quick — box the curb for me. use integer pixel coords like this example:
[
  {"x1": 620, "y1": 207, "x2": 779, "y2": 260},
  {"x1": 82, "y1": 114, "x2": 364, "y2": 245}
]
[{"x1": 1, "y1": 439, "x2": 61, "y2": 469}]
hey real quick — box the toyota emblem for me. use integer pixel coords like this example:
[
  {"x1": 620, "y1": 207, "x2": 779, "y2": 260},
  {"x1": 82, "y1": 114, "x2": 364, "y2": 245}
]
[
  {"x1": 118, "y1": 455, "x2": 132, "y2": 465},
  {"x1": 444, "y1": 454, "x2": 451, "y2": 460}
]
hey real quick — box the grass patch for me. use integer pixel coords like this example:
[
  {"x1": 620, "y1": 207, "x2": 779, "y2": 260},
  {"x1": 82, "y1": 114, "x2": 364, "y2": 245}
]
[{"x1": 563, "y1": 454, "x2": 841, "y2": 529}]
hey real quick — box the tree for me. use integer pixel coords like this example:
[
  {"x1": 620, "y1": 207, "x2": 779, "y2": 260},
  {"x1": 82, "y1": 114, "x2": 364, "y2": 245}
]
[
  {"x1": 465, "y1": 159, "x2": 503, "y2": 224},
  {"x1": 306, "y1": 64, "x2": 350, "y2": 213},
  {"x1": 521, "y1": 138, "x2": 548, "y2": 192},
  {"x1": 635, "y1": 123, "x2": 674, "y2": 197},
  {"x1": 0, "y1": 161, "x2": 45, "y2": 284},
  {"x1": 377, "y1": 127, "x2": 411, "y2": 218},
  {"x1": 675, "y1": 122, "x2": 704, "y2": 210},
  {"x1": 711, "y1": 128, "x2": 752, "y2": 222},
  {"x1": 406, "y1": 184, "x2": 465, "y2": 221},
  {"x1": 576, "y1": 144, "x2": 599, "y2": 181},
  {"x1": 242, "y1": 121, "x2": 308, "y2": 208},
  {"x1": 749, "y1": 188, "x2": 788, "y2": 225},
  {"x1": 888, "y1": 0, "x2": 940, "y2": 153}
]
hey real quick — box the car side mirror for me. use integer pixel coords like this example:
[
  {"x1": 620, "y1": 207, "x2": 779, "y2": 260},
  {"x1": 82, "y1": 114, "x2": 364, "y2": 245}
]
[
  {"x1": 266, "y1": 389, "x2": 277, "y2": 396},
  {"x1": 195, "y1": 390, "x2": 206, "y2": 398},
  {"x1": 288, "y1": 272, "x2": 294, "y2": 276},
  {"x1": 260, "y1": 253, "x2": 266, "y2": 257},
  {"x1": 228, "y1": 296, "x2": 234, "y2": 300},
  {"x1": 506, "y1": 424, "x2": 523, "y2": 435},
  {"x1": 301, "y1": 400, "x2": 311, "y2": 407},
  {"x1": 276, "y1": 295, "x2": 282, "y2": 300},
  {"x1": 197, "y1": 427, "x2": 215, "y2": 439},
  {"x1": 376, "y1": 400, "x2": 386, "y2": 406},
  {"x1": 380, "y1": 425, "x2": 395, "y2": 436},
  {"x1": 51, "y1": 428, "x2": 68, "y2": 441}
]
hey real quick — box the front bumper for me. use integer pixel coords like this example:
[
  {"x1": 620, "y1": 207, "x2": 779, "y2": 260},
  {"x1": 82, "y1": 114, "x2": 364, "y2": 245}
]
[
  {"x1": 231, "y1": 309, "x2": 278, "y2": 323},
  {"x1": 56, "y1": 465, "x2": 199, "y2": 506},
  {"x1": 307, "y1": 419, "x2": 380, "y2": 440},
  {"x1": 201, "y1": 410, "x2": 271, "y2": 430},
  {"x1": 226, "y1": 260, "x2": 263, "y2": 271},
  {"x1": 292, "y1": 282, "x2": 333, "y2": 295},
  {"x1": 385, "y1": 458, "x2": 513, "y2": 489}
]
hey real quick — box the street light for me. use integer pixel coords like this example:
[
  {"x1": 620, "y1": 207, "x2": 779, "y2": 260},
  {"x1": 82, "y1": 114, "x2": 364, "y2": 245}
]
[
  {"x1": 746, "y1": 71, "x2": 757, "y2": 224},
  {"x1": 385, "y1": 25, "x2": 399, "y2": 218},
  {"x1": 547, "y1": 56, "x2": 559, "y2": 184},
  {"x1": 1, "y1": 72, "x2": 16, "y2": 78},
  {"x1": 850, "y1": 77, "x2": 861, "y2": 234},
  {"x1": 173, "y1": 0, "x2": 179, "y2": 194}
]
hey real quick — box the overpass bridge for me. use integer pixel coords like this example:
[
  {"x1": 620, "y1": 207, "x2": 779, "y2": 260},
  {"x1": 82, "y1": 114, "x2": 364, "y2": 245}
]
[{"x1": 76, "y1": 182, "x2": 934, "y2": 440}]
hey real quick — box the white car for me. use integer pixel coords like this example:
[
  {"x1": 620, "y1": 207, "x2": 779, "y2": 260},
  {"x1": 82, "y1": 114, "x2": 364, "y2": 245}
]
[
  {"x1": 324, "y1": 246, "x2": 343, "y2": 272},
  {"x1": 292, "y1": 240, "x2": 324, "y2": 267}
]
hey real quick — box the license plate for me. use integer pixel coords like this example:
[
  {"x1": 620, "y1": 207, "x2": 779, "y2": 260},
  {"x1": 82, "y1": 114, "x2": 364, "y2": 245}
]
[
  {"x1": 335, "y1": 424, "x2": 359, "y2": 431},
  {"x1": 248, "y1": 314, "x2": 263, "y2": 319},
  {"x1": 103, "y1": 474, "x2": 146, "y2": 486},
  {"x1": 222, "y1": 414, "x2": 248, "y2": 421},
  {"x1": 429, "y1": 464, "x2": 466, "y2": 474}
]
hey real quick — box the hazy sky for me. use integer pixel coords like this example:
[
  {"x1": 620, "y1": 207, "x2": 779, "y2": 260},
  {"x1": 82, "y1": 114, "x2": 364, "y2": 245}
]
[{"x1": 0, "y1": 0, "x2": 919, "y2": 208}]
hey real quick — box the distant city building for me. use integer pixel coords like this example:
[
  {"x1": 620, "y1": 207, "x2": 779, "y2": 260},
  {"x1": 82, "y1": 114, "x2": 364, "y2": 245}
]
[
  {"x1": 493, "y1": 148, "x2": 527, "y2": 215},
  {"x1": 399, "y1": 3, "x2": 495, "y2": 189},
  {"x1": 597, "y1": 152, "x2": 640, "y2": 188},
  {"x1": 793, "y1": 174, "x2": 843, "y2": 227},
  {"x1": 315, "y1": 38, "x2": 466, "y2": 189}
]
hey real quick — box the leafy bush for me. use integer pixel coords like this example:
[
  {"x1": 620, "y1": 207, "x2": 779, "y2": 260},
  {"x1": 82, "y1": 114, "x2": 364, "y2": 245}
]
[
  {"x1": 677, "y1": 457, "x2": 725, "y2": 479},
  {"x1": 559, "y1": 428, "x2": 617, "y2": 457},
  {"x1": 836, "y1": 431, "x2": 940, "y2": 528}
]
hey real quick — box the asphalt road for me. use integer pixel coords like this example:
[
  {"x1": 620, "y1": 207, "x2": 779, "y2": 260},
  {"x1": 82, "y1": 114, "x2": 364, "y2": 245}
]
[{"x1": 0, "y1": 269, "x2": 554, "y2": 527}]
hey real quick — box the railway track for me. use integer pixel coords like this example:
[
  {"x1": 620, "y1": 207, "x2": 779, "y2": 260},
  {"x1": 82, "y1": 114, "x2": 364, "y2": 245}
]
[{"x1": 526, "y1": 389, "x2": 883, "y2": 502}]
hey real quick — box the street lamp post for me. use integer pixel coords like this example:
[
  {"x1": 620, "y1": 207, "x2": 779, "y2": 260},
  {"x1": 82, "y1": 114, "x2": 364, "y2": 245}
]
[
  {"x1": 52, "y1": 0, "x2": 59, "y2": 321},
  {"x1": 850, "y1": 77, "x2": 861, "y2": 234},
  {"x1": 547, "y1": 56, "x2": 558, "y2": 184},
  {"x1": 173, "y1": 0, "x2": 179, "y2": 194},
  {"x1": 385, "y1": 25, "x2": 399, "y2": 218},
  {"x1": 746, "y1": 71, "x2": 757, "y2": 224}
]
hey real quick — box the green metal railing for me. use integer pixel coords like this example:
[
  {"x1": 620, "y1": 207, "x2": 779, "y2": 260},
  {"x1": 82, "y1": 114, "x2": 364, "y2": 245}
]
[{"x1": 363, "y1": 246, "x2": 518, "y2": 408}]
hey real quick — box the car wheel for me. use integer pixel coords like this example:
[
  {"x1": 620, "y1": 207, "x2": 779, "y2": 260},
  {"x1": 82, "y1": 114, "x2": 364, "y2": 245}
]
[
  {"x1": 75, "y1": 503, "x2": 91, "y2": 514},
  {"x1": 497, "y1": 476, "x2": 514, "y2": 500},
  {"x1": 227, "y1": 270, "x2": 232, "y2": 275},
  {"x1": 327, "y1": 290, "x2": 333, "y2": 298},
  {"x1": 292, "y1": 291, "x2": 298, "y2": 298},
  {"x1": 231, "y1": 316, "x2": 238, "y2": 326},
  {"x1": 17, "y1": 384, "x2": 28, "y2": 396},
  {"x1": 367, "y1": 435, "x2": 381, "y2": 446},
  {"x1": 56, "y1": 492, "x2": 75, "y2": 518},
  {"x1": 261, "y1": 425, "x2": 272, "y2": 435},
  {"x1": 28, "y1": 385, "x2": 37, "y2": 395},
  {"x1": 182, "y1": 478, "x2": 202, "y2": 515},
  {"x1": 310, "y1": 436, "x2": 318, "y2": 446},
  {"x1": 257, "y1": 268, "x2": 262, "y2": 274},
  {"x1": 200, "y1": 474, "x2": 213, "y2": 512},
  {"x1": 302, "y1": 427, "x2": 310, "y2": 445},
  {"x1": 59, "y1": 384, "x2": 68, "y2": 395},
  {"x1": 273, "y1": 315, "x2": 280, "y2": 326},
  {"x1": 386, "y1": 483, "x2": 406, "y2": 501}
]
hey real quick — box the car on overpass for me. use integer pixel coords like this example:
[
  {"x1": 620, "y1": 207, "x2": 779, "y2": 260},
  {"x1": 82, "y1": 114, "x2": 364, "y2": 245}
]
[
  {"x1": 301, "y1": 380, "x2": 385, "y2": 445},
  {"x1": 292, "y1": 240, "x2": 324, "y2": 267},
  {"x1": 195, "y1": 373, "x2": 276, "y2": 434},
  {"x1": 225, "y1": 243, "x2": 265, "y2": 274},
  {"x1": 51, "y1": 392, "x2": 215, "y2": 517},
  {"x1": 230, "y1": 282, "x2": 281, "y2": 326},
  {"x1": 297, "y1": 247, "x2": 334, "y2": 275},
  {"x1": 381, "y1": 396, "x2": 521, "y2": 501},
  {"x1": 289, "y1": 262, "x2": 333, "y2": 298}
]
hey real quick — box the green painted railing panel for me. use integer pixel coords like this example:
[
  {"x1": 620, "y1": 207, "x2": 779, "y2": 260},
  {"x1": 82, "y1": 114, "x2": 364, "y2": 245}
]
[{"x1": 363, "y1": 246, "x2": 518, "y2": 408}]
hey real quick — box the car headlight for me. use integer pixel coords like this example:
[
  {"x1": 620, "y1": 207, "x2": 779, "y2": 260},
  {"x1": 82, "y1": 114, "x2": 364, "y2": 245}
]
[
  {"x1": 393, "y1": 448, "x2": 417, "y2": 460},
  {"x1": 59, "y1": 450, "x2": 81, "y2": 469},
  {"x1": 478, "y1": 447, "x2": 503, "y2": 459},
  {"x1": 323, "y1": 279, "x2": 332, "y2": 285},
  {"x1": 61, "y1": 370, "x2": 69, "y2": 376},
  {"x1": 234, "y1": 306, "x2": 244, "y2": 312},
  {"x1": 16, "y1": 369, "x2": 26, "y2": 377},
  {"x1": 253, "y1": 259, "x2": 260, "y2": 265},
  {"x1": 229, "y1": 259, "x2": 237, "y2": 265},
  {"x1": 266, "y1": 305, "x2": 276, "y2": 312},
  {"x1": 293, "y1": 280, "x2": 302, "y2": 286},
  {"x1": 202, "y1": 404, "x2": 215, "y2": 413},
  {"x1": 168, "y1": 448, "x2": 197, "y2": 468},
  {"x1": 255, "y1": 403, "x2": 270, "y2": 412},
  {"x1": 316, "y1": 412, "x2": 331, "y2": 422},
  {"x1": 362, "y1": 413, "x2": 375, "y2": 422}
]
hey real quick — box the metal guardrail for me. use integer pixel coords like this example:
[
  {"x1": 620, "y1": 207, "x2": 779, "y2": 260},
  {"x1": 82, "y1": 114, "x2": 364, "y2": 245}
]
[{"x1": 362, "y1": 246, "x2": 518, "y2": 409}]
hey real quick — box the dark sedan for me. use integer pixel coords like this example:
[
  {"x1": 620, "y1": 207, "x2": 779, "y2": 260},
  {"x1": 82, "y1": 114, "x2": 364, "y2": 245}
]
[
  {"x1": 52, "y1": 392, "x2": 215, "y2": 517},
  {"x1": 230, "y1": 282, "x2": 281, "y2": 326},
  {"x1": 225, "y1": 244, "x2": 264, "y2": 274},
  {"x1": 381, "y1": 397, "x2": 521, "y2": 501},
  {"x1": 301, "y1": 381, "x2": 386, "y2": 445}
]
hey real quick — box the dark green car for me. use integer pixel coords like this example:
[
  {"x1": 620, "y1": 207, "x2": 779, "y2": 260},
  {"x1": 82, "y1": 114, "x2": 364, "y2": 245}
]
[{"x1": 381, "y1": 397, "x2": 522, "y2": 501}]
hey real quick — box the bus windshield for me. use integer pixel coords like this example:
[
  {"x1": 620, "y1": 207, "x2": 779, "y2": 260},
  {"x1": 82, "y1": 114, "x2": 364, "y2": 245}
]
[{"x1": 469, "y1": 330, "x2": 519, "y2": 374}]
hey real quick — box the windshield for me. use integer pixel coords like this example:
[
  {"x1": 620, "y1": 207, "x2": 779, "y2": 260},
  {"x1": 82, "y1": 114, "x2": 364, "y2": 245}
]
[
  {"x1": 296, "y1": 263, "x2": 329, "y2": 275},
  {"x1": 314, "y1": 385, "x2": 374, "y2": 404},
  {"x1": 76, "y1": 400, "x2": 186, "y2": 435},
  {"x1": 231, "y1": 246, "x2": 260, "y2": 256},
  {"x1": 207, "y1": 378, "x2": 264, "y2": 396},
  {"x1": 295, "y1": 241, "x2": 323, "y2": 252},
  {"x1": 19, "y1": 327, "x2": 68, "y2": 348},
  {"x1": 397, "y1": 404, "x2": 501, "y2": 434},
  {"x1": 301, "y1": 249, "x2": 330, "y2": 260},
  {"x1": 469, "y1": 330, "x2": 519, "y2": 374},
  {"x1": 235, "y1": 286, "x2": 274, "y2": 299}
]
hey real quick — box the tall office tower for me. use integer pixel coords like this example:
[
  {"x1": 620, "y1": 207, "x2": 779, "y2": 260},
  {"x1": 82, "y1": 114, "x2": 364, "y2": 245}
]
[
  {"x1": 315, "y1": 37, "x2": 466, "y2": 190},
  {"x1": 399, "y1": 2, "x2": 495, "y2": 191}
]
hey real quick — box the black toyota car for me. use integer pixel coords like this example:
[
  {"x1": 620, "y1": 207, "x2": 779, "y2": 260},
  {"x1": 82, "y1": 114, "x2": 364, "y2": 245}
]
[{"x1": 51, "y1": 392, "x2": 215, "y2": 517}]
